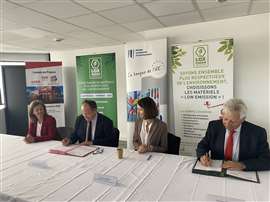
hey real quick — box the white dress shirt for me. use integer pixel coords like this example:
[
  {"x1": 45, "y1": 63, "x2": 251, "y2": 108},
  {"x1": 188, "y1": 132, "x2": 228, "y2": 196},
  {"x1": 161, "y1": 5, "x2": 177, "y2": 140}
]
[{"x1": 84, "y1": 113, "x2": 98, "y2": 141}]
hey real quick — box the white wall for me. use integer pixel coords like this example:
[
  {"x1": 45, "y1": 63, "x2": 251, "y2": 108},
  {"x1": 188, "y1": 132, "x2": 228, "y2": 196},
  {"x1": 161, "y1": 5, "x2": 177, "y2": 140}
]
[{"x1": 51, "y1": 13, "x2": 269, "y2": 142}]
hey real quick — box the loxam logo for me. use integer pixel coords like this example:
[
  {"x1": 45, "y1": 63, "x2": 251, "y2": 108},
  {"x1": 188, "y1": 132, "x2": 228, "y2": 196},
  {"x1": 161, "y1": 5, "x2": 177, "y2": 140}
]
[
  {"x1": 127, "y1": 49, "x2": 135, "y2": 59},
  {"x1": 193, "y1": 45, "x2": 208, "y2": 68},
  {"x1": 89, "y1": 57, "x2": 102, "y2": 79}
]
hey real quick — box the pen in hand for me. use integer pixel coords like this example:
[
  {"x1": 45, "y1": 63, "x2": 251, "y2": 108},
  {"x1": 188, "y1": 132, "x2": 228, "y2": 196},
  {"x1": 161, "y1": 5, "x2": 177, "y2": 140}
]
[{"x1": 200, "y1": 153, "x2": 211, "y2": 167}]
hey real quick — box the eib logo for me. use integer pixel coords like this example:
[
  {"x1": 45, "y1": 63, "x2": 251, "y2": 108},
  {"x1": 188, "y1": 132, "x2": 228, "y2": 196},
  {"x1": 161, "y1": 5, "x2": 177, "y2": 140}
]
[
  {"x1": 193, "y1": 45, "x2": 208, "y2": 68},
  {"x1": 89, "y1": 57, "x2": 102, "y2": 79}
]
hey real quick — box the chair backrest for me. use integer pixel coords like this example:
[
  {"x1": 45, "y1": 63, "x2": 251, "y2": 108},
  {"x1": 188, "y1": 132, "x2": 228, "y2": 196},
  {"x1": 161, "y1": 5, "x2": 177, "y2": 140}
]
[
  {"x1": 167, "y1": 132, "x2": 181, "y2": 155},
  {"x1": 55, "y1": 127, "x2": 74, "y2": 141},
  {"x1": 111, "y1": 127, "x2": 120, "y2": 147}
]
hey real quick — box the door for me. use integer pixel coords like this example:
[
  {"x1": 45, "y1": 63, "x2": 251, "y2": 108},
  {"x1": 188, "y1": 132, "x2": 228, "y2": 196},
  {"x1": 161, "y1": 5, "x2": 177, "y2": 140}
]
[{"x1": 2, "y1": 65, "x2": 28, "y2": 136}]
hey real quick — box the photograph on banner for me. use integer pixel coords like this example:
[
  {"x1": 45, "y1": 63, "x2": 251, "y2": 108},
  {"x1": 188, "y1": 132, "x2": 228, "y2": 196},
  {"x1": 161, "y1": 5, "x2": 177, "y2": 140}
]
[
  {"x1": 25, "y1": 62, "x2": 65, "y2": 127},
  {"x1": 171, "y1": 38, "x2": 233, "y2": 156},
  {"x1": 126, "y1": 38, "x2": 168, "y2": 124},
  {"x1": 26, "y1": 86, "x2": 64, "y2": 104},
  {"x1": 127, "y1": 87, "x2": 161, "y2": 122},
  {"x1": 76, "y1": 53, "x2": 117, "y2": 127}
]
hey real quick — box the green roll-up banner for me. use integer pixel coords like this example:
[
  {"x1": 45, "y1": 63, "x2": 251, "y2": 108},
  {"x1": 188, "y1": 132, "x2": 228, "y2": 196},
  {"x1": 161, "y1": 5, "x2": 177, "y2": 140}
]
[{"x1": 76, "y1": 53, "x2": 117, "y2": 127}]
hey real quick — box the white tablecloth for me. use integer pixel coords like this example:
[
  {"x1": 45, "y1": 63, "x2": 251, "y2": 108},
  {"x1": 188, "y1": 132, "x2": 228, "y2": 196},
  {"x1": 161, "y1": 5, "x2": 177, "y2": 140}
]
[{"x1": 0, "y1": 134, "x2": 269, "y2": 201}]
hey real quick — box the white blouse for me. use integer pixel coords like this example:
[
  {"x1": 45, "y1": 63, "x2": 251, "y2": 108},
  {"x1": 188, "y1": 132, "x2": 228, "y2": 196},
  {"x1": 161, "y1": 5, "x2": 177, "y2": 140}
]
[
  {"x1": 36, "y1": 122, "x2": 42, "y2": 137},
  {"x1": 140, "y1": 119, "x2": 153, "y2": 145}
]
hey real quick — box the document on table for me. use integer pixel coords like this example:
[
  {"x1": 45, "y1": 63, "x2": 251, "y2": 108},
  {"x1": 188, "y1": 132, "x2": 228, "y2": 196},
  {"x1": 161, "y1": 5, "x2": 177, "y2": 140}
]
[
  {"x1": 193, "y1": 159, "x2": 223, "y2": 172},
  {"x1": 226, "y1": 169, "x2": 259, "y2": 183},
  {"x1": 49, "y1": 145, "x2": 97, "y2": 157}
]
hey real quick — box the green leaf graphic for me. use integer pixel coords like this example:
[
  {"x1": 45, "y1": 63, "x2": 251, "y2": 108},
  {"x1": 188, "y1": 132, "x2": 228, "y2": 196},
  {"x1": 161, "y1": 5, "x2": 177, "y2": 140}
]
[
  {"x1": 217, "y1": 39, "x2": 234, "y2": 61},
  {"x1": 171, "y1": 46, "x2": 186, "y2": 73}
]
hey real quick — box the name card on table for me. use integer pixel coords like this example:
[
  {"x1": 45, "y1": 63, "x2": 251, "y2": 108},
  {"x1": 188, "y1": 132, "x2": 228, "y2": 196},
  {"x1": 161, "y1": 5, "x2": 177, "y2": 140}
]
[
  {"x1": 93, "y1": 173, "x2": 118, "y2": 186},
  {"x1": 28, "y1": 160, "x2": 50, "y2": 169}
]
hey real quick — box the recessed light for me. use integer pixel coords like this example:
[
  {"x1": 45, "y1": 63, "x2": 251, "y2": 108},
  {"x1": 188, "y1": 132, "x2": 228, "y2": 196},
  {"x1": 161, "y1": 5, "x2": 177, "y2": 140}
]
[
  {"x1": 216, "y1": 0, "x2": 227, "y2": 3},
  {"x1": 54, "y1": 38, "x2": 64, "y2": 42}
]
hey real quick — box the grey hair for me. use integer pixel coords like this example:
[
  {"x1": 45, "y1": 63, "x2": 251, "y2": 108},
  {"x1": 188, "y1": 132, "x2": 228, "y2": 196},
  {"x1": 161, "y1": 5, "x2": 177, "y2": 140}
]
[{"x1": 223, "y1": 98, "x2": 247, "y2": 119}]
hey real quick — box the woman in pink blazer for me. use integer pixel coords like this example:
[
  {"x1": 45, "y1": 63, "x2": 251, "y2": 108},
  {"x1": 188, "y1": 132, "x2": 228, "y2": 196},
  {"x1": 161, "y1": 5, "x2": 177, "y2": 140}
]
[{"x1": 24, "y1": 100, "x2": 56, "y2": 143}]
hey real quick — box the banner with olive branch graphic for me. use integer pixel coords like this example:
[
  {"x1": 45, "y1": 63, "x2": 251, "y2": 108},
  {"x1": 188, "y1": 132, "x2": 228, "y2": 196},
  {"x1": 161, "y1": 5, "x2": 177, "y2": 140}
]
[{"x1": 171, "y1": 39, "x2": 233, "y2": 156}]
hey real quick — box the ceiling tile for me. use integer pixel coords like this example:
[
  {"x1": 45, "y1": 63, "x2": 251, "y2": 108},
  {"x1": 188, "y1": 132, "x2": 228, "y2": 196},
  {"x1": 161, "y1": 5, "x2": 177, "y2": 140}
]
[
  {"x1": 111, "y1": 33, "x2": 145, "y2": 42},
  {"x1": 1, "y1": 19, "x2": 28, "y2": 31},
  {"x1": 196, "y1": 0, "x2": 250, "y2": 10},
  {"x1": 4, "y1": 7, "x2": 55, "y2": 26},
  {"x1": 9, "y1": 0, "x2": 40, "y2": 4},
  {"x1": 35, "y1": 20, "x2": 82, "y2": 34},
  {"x1": 1, "y1": 31, "x2": 33, "y2": 42},
  {"x1": 24, "y1": 0, "x2": 91, "y2": 19},
  {"x1": 123, "y1": 18, "x2": 163, "y2": 31},
  {"x1": 74, "y1": 0, "x2": 134, "y2": 11},
  {"x1": 1, "y1": 43, "x2": 42, "y2": 52},
  {"x1": 99, "y1": 4, "x2": 153, "y2": 23},
  {"x1": 250, "y1": 0, "x2": 270, "y2": 14},
  {"x1": 159, "y1": 11, "x2": 202, "y2": 27},
  {"x1": 66, "y1": 30, "x2": 106, "y2": 39},
  {"x1": 94, "y1": 25, "x2": 132, "y2": 36},
  {"x1": 143, "y1": 0, "x2": 195, "y2": 17},
  {"x1": 201, "y1": 3, "x2": 250, "y2": 21},
  {"x1": 8, "y1": 27, "x2": 52, "y2": 39},
  {"x1": 66, "y1": 13, "x2": 115, "y2": 29},
  {"x1": 136, "y1": 0, "x2": 155, "y2": 3},
  {"x1": 2, "y1": 1, "x2": 21, "y2": 11},
  {"x1": 66, "y1": 30, "x2": 114, "y2": 44}
]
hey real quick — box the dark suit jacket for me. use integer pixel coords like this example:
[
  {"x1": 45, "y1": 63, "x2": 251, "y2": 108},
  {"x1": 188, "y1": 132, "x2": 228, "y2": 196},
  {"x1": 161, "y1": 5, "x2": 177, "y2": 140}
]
[
  {"x1": 196, "y1": 120, "x2": 270, "y2": 171},
  {"x1": 27, "y1": 115, "x2": 56, "y2": 142},
  {"x1": 133, "y1": 118, "x2": 168, "y2": 153},
  {"x1": 70, "y1": 113, "x2": 115, "y2": 147}
]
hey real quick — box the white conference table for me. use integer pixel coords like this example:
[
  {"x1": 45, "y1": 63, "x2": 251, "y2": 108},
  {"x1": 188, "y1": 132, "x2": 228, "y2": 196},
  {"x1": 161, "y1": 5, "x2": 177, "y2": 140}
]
[{"x1": 0, "y1": 134, "x2": 269, "y2": 202}]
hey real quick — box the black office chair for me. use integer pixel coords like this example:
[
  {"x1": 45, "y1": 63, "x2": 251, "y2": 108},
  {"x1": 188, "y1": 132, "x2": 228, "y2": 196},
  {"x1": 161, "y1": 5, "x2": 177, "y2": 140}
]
[
  {"x1": 54, "y1": 127, "x2": 74, "y2": 141},
  {"x1": 111, "y1": 127, "x2": 120, "y2": 147},
  {"x1": 167, "y1": 132, "x2": 181, "y2": 155}
]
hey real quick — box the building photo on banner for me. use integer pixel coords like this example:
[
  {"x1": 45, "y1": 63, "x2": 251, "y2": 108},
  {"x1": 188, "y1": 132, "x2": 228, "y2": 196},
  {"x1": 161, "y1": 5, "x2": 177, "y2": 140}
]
[
  {"x1": 25, "y1": 62, "x2": 65, "y2": 127},
  {"x1": 171, "y1": 39, "x2": 233, "y2": 156}
]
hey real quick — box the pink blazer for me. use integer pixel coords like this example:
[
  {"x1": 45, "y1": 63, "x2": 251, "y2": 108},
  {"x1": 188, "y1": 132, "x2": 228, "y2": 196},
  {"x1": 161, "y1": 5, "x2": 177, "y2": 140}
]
[{"x1": 27, "y1": 115, "x2": 56, "y2": 142}]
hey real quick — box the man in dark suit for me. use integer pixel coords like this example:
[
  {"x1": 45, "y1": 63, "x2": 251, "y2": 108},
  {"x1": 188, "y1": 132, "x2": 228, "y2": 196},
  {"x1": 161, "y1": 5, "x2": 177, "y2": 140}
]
[
  {"x1": 62, "y1": 100, "x2": 116, "y2": 147},
  {"x1": 197, "y1": 98, "x2": 270, "y2": 171}
]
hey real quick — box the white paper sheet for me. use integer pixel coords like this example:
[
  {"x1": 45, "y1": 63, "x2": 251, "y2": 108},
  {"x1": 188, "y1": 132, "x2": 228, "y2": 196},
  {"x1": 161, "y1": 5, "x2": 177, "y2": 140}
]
[{"x1": 194, "y1": 160, "x2": 223, "y2": 172}]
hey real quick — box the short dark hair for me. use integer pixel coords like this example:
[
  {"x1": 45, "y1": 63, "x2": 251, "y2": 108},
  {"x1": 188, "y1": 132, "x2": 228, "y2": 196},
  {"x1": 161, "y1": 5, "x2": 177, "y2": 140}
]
[
  {"x1": 82, "y1": 99, "x2": 97, "y2": 110},
  {"x1": 29, "y1": 100, "x2": 47, "y2": 122},
  {"x1": 138, "y1": 97, "x2": 158, "y2": 119}
]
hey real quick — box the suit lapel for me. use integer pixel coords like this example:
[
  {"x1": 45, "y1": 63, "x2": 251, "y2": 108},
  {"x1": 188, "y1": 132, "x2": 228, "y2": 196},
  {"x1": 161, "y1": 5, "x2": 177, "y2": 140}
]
[
  {"x1": 238, "y1": 121, "x2": 247, "y2": 161},
  {"x1": 94, "y1": 113, "x2": 101, "y2": 138},
  {"x1": 147, "y1": 119, "x2": 157, "y2": 143},
  {"x1": 220, "y1": 125, "x2": 226, "y2": 158}
]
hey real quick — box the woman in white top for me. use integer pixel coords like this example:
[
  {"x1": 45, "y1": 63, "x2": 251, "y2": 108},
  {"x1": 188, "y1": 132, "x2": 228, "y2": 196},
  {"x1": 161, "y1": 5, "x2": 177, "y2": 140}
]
[{"x1": 133, "y1": 97, "x2": 167, "y2": 153}]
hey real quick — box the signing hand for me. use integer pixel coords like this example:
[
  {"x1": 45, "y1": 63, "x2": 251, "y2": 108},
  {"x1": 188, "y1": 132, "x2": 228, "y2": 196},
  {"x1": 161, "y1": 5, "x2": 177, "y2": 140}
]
[
  {"x1": 222, "y1": 161, "x2": 246, "y2": 170},
  {"x1": 138, "y1": 144, "x2": 148, "y2": 153},
  {"x1": 62, "y1": 138, "x2": 70, "y2": 146},
  {"x1": 80, "y1": 141, "x2": 92, "y2": 146},
  {"x1": 24, "y1": 135, "x2": 34, "y2": 144},
  {"x1": 200, "y1": 154, "x2": 212, "y2": 167}
]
